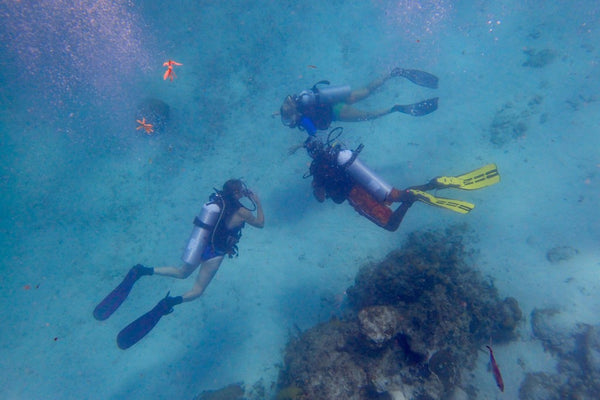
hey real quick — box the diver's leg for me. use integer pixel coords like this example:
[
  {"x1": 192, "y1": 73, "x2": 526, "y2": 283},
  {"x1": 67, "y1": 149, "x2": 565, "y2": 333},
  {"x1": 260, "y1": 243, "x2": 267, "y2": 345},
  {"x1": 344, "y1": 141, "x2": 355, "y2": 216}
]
[
  {"x1": 181, "y1": 256, "x2": 224, "y2": 302},
  {"x1": 386, "y1": 188, "x2": 418, "y2": 203},
  {"x1": 337, "y1": 104, "x2": 394, "y2": 122},
  {"x1": 383, "y1": 202, "x2": 413, "y2": 232},
  {"x1": 404, "y1": 181, "x2": 438, "y2": 192},
  {"x1": 154, "y1": 262, "x2": 198, "y2": 279},
  {"x1": 338, "y1": 98, "x2": 438, "y2": 121},
  {"x1": 346, "y1": 74, "x2": 392, "y2": 104}
]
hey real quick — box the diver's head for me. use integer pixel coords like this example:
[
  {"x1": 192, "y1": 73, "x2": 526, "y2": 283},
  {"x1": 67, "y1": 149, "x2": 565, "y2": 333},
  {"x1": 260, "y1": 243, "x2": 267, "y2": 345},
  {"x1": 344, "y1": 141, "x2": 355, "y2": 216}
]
[
  {"x1": 305, "y1": 138, "x2": 325, "y2": 159},
  {"x1": 280, "y1": 95, "x2": 301, "y2": 128},
  {"x1": 222, "y1": 179, "x2": 248, "y2": 201}
]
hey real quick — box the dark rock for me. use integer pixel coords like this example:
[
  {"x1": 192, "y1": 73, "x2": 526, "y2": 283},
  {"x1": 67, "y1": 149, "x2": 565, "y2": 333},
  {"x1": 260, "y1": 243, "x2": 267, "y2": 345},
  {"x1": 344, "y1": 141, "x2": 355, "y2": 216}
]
[
  {"x1": 519, "y1": 372, "x2": 561, "y2": 400},
  {"x1": 546, "y1": 246, "x2": 579, "y2": 264},
  {"x1": 135, "y1": 97, "x2": 170, "y2": 133},
  {"x1": 428, "y1": 348, "x2": 459, "y2": 389},
  {"x1": 494, "y1": 297, "x2": 523, "y2": 339},
  {"x1": 193, "y1": 383, "x2": 244, "y2": 400},
  {"x1": 531, "y1": 308, "x2": 575, "y2": 355},
  {"x1": 522, "y1": 48, "x2": 557, "y2": 68}
]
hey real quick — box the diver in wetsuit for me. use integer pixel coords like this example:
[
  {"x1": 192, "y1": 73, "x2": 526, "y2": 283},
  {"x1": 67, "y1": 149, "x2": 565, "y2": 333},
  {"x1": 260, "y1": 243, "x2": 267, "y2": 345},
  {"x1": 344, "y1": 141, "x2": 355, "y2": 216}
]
[
  {"x1": 93, "y1": 179, "x2": 264, "y2": 349},
  {"x1": 280, "y1": 68, "x2": 439, "y2": 136},
  {"x1": 303, "y1": 129, "x2": 500, "y2": 231}
]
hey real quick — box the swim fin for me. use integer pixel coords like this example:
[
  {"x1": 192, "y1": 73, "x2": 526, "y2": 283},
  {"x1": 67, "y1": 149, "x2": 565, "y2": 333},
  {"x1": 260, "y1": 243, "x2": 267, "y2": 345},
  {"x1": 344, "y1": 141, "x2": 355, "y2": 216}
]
[
  {"x1": 408, "y1": 189, "x2": 474, "y2": 214},
  {"x1": 391, "y1": 68, "x2": 439, "y2": 89},
  {"x1": 392, "y1": 97, "x2": 438, "y2": 117},
  {"x1": 433, "y1": 164, "x2": 500, "y2": 190},
  {"x1": 116, "y1": 292, "x2": 183, "y2": 350},
  {"x1": 93, "y1": 264, "x2": 153, "y2": 321}
]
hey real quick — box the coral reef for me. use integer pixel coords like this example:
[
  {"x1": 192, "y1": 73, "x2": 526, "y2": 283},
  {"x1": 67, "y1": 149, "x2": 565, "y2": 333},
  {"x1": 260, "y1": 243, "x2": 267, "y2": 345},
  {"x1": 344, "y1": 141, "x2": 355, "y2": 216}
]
[
  {"x1": 276, "y1": 227, "x2": 522, "y2": 399},
  {"x1": 522, "y1": 309, "x2": 600, "y2": 398}
]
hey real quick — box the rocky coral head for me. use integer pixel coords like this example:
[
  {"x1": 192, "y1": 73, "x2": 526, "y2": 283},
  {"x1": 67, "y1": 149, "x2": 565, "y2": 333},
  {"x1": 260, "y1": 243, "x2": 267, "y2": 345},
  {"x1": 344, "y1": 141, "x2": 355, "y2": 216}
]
[
  {"x1": 277, "y1": 227, "x2": 523, "y2": 400},
  {"x1": 428, "y1": 348, "x2": 459, "y2": 389},
  {"x1": 358, "y1": 306, "x2": 403, "y2": 348}
]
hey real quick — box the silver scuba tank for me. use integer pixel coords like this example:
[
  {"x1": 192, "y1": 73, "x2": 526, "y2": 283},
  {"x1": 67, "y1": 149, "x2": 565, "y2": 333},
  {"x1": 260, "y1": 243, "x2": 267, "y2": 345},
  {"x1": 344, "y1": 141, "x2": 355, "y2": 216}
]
[
  {"x1": 297, "y1": 90, "x2": 317, "y2": 108},
  {"x1": 337, "y1": 149, "x2": 392, "y2": 202},
  {"x1": 298, "y1": 85, "x2": 351, "y2": 108},
  {"x1": 316, "y1": 85, "x2": 351, "y2": 104},
  {"x1": 181, "y1": 202, "x2": 221, "y2": 266}
]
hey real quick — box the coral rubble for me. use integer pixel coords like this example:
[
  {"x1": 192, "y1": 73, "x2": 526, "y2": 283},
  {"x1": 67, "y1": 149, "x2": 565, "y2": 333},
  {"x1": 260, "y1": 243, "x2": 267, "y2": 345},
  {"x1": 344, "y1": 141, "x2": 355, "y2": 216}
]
[
  {"x1": 522, "y1": 309, "x2": 600, "y2": 398},
  {"x1": 193, "y1": 383, "x2": 245, "y2": 400},
  {"x1": 277, "y1": 227, "x2": 522, "y2": 399},
  {"x1": 489, "y1": 95, "x2": 543, "y2": 146}
]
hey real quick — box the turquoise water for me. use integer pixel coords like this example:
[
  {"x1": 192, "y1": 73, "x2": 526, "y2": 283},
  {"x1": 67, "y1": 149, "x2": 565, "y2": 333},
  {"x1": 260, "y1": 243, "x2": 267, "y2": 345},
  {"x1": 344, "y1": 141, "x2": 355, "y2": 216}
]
[{"x1": 1, "y1": 1, "x2": 598, "y2": 399}]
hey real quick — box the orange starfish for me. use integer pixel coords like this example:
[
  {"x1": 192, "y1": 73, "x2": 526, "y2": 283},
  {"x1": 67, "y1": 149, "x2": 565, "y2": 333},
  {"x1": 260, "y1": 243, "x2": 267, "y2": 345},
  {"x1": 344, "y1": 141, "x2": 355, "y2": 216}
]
[
  {"x1": 163, "y1": 60, "x2": 182, "y2": 81},
  {"x1": 136, "y1": 118, "x2": 154, "y2": 134}
]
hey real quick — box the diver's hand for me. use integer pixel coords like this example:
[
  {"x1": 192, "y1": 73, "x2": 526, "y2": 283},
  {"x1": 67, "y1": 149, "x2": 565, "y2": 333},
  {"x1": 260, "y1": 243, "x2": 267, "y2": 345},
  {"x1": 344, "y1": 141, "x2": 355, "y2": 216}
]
[
  {"x1": 246, "y1": 190, "x2": 260, "y2": 204},
  {"x1": 287, "y1": 143, "x2": 304, "y2": 155}
]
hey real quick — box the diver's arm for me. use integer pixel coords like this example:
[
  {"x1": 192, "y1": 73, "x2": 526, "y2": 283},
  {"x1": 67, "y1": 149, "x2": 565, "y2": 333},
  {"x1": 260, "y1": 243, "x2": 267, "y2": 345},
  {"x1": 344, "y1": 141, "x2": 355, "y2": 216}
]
[
  {"x1": 288, "y1": 142, "x2": 304, "y2": 155},
  {"x1": 241, "y1": 193, "x2": 264, "y2": 228}
]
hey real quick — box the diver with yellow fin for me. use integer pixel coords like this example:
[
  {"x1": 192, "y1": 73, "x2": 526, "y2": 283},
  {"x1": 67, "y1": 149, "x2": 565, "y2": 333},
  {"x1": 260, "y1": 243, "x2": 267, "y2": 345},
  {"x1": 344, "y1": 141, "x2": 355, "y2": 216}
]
[
  {"x1": 396, "y1": 163, "x2": 500, "y2": 214},
  {"x1": 303, "y1": 128, "x2": 499, "y2": 231}
]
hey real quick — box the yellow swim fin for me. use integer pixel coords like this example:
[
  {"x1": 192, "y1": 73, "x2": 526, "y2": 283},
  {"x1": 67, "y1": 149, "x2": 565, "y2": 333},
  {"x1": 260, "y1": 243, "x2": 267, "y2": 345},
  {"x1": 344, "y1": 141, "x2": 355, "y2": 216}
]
[
  {"x1": 434, "y1": 164, "x2": 500, "y2": 190},
  {"x1": 409, "y1": 189, "x2": 474, "y2": 214}
]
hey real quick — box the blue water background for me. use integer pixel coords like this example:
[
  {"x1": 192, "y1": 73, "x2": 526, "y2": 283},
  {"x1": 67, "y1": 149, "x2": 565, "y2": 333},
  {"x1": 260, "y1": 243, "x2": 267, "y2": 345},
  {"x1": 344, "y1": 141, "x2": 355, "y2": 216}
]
[{"x1": 1, "y1": 1, "x2": 599, "y2": 399}]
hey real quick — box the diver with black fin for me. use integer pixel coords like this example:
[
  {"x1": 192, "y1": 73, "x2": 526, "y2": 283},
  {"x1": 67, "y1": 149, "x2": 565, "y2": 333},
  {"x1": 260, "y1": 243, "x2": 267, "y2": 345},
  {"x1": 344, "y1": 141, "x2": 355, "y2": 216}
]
[
  {"x1": 279, "y1": 68, "x2": 439, "y2": 136},
  {"x1": 93, "y1": 179, "x2": 264, "y2": 349},
  {"x1": 302, "y1": 128, "x2": 499, "y2": 231}
]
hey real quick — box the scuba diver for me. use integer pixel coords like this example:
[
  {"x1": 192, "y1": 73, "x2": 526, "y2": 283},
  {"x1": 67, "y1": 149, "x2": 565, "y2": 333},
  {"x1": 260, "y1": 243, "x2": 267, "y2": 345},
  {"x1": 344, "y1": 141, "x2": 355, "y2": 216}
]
[
  {"x1": 279, "y1": 68, "x2": 439, "y2": 136},
  {"x1": 303, "y1": 128, "x2": 500, "y2": 231},
  {"x1": 93, "y1": 179, "x2": 264, "y2": 349}
]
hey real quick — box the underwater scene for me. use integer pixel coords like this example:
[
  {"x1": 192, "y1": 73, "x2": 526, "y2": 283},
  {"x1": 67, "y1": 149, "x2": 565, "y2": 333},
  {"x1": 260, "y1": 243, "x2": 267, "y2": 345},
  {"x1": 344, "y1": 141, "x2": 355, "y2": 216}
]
[{"x1": 1, "y1": 1, "x2": 599, "y2": 399}]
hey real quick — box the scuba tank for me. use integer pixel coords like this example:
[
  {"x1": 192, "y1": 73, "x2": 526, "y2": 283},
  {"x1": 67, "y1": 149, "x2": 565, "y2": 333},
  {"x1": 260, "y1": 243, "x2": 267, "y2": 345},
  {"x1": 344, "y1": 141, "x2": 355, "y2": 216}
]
[
  {"x1": 337, "y1": 149, "x2": 392, "y2": 203},
  {"x1": 316, "y1": 84, "x2": 351, "y2": 104},
  {"x1": 297, "y1": 81, "x2": 352, "y2": 108},
  {"x1": 181, "y1": 202, "x2": 221, "y2": 265}
]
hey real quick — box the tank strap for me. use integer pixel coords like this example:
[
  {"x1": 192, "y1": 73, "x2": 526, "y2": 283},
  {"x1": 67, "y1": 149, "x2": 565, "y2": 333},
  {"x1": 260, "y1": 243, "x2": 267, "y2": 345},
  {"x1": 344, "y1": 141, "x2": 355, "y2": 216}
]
[{"x1": 193, "y1": 216, "x2": 213, "y2": 230}]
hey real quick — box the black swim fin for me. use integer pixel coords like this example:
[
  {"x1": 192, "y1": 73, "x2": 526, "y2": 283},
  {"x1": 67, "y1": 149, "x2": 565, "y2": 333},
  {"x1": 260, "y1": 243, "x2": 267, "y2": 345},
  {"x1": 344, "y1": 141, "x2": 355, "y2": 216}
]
[
  {"x1": 392, "y1": 68, "x2": 439, "y2": 89},
  {"x1": 93, "y1": 264, "x2": 153, "y2": 321},
  {"x1": 392, "y1": 97, "x2": 438, "y2": 117},
  {"x1": 116, "y1": 292, "x2": 182, "y2": 350}
]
